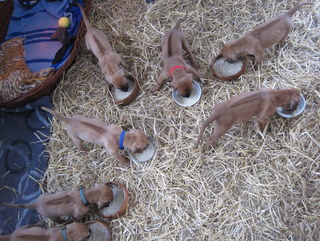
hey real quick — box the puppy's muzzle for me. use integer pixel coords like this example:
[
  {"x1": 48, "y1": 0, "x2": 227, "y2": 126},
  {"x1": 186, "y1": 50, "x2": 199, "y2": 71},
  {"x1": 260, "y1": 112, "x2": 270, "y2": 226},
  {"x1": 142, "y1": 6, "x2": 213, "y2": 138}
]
[
  {"x1": 226, "y1": 58, "x2": 237, "y2": 63},
  {"x1": 290, "y1": 101, "x2": 299, "y2": 111},
  {"x1": 181, "y1": 93, "x2": 191, "y2": 98},
  {"x1": 120, "y1": 83, "x2": 129, "y2": 92}
]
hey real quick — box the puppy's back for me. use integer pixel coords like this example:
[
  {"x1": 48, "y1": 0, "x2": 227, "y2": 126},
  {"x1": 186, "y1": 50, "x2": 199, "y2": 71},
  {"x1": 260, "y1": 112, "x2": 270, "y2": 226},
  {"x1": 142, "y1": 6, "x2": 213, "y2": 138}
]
[{"x1": 214, "y1": 91, "x2": 266, "y2": 123}]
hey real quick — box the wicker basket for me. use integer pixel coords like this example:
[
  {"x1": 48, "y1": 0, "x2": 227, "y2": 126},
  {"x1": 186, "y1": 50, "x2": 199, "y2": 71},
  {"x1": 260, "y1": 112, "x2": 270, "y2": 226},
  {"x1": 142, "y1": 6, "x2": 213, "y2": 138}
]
[{"x1": 0, "y1": 0, "x2": 91, "y2": 107}]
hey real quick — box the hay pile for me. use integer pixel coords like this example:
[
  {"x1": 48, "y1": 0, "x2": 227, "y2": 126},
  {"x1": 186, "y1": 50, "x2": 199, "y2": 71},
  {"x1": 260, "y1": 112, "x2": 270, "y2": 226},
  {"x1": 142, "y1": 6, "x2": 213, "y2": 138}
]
[{"x1": 44, "y1": 0, "x2": 320, "y2": 240}]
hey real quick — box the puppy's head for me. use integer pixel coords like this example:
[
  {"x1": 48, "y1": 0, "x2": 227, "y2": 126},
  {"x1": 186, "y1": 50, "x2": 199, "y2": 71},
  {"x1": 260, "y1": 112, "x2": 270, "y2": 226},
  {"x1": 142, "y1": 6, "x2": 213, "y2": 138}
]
[
  {"x1": 99, "y1": 58, "x2": 129, "y2": 91},
  {"x1": 282, "y1": 88, "x2": 300, "y2": 112},
  {"x1": 222, "y1": 41, "x2": 240, "y2": 63},
  {"x1": 106, "y1": 69, "x2": 129, "y2": 91},
  {"x1": 127, "y1": 130, "x2": 149, "y2": 153},
  {"x1": 66, "y1": 222, "x2": 90, "y2": 241},
  {"x1": 171, "y1": 73, "x2": 193, "y2": 98},
  {"x1": 94, "y1": 183, "x2": 113, "y2": 210}
]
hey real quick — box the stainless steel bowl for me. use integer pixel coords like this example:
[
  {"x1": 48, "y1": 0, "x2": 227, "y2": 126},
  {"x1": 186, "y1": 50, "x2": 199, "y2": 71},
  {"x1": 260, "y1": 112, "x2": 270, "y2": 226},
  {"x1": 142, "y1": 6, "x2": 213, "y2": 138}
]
[
  {"x1": 172, "y1": 81, "x2": 202, "y2": 107},
  {"x1": 276, "y1": 94, "x2": 306, "y2": 118}
]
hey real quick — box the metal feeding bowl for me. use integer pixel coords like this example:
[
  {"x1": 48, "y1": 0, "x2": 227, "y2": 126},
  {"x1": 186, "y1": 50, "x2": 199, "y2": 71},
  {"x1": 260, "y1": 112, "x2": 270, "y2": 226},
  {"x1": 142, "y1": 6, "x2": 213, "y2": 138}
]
[
  {"x1": 276, "y1": 94, "x2": 306, "y2": 118},
  {"x1": 127, "y1": 137, "x2": 157, "y2": 163},
  {"x1": 211, "y1": 54, "x2": 245, "y2": 81},
  {"x1": 109, "y1": 74, "x2": 140, "y2": 106},
  {"x1": 172, "y1": 81, "x2": 202, "y2": 107}
]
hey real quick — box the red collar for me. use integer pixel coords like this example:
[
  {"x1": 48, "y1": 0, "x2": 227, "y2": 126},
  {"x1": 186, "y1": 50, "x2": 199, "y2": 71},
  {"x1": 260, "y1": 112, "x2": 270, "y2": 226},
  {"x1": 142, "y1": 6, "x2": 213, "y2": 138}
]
[{"x1": 169, "y1": 65, "x2": 185, "y2": 77}]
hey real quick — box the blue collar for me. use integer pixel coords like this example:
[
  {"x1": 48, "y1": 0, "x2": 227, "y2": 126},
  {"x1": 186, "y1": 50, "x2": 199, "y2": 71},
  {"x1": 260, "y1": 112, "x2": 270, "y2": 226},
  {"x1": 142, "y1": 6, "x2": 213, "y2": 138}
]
[
  {"x1": 119, "y1": 130, "x2": 126, "y2": 150},
  {"x1": 79, "y1": 187, "x2": 90, "y2": 206},
  {"x1": 61, "y1": 227, "x2": 68, "y2": 241}
]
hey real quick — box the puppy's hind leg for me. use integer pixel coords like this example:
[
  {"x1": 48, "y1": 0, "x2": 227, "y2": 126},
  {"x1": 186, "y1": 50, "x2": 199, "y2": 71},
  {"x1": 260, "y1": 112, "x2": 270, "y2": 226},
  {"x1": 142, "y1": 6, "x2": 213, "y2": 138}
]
[
  {"x1": 249, "y1": 44, "x2": 264, "y2": 69},
  {"x1": 254, "y1": 54, "x2": 264, "y2": 69},
  {"x1": 84, "y1": 38, "x2": 97, "y2": 63},
  {"x1": 277, "y1": 33, "x2": 290, "y2": 50},
  {"x1": 185, "y1": 65, "x2": 201, "y2": 80},
  {"x1": 204, "y1": 123, "x2": 231, "y2": 151},
  {"x1": 181, "y1": 37, "x2": 198, "y2": 68},
  {"x1": 257, "y1": 115, "x2": 271, "y2": 132},
  {"x1": 69, "y1": 135, "x2": 84, "y2": 151}
]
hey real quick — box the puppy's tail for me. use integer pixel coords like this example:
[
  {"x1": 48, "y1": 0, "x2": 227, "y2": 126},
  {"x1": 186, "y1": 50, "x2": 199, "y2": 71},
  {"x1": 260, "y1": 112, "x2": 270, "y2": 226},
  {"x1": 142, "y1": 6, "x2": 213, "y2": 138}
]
[
  {"x1": 195, "y1": 112, "x2": 217, "y2": 148},
  {"x1": 41, "y1": 107, "x2": 70, "y2": 124},
  {"x1": 1, "y1": 202, "x2": 37, "y2": 209},
  {"x1": 286, "y1": 2, "x2": 313, "y2": 17},
  {"x1": 77, "y1": 3, "x2": 91, "y2": 30},
  {"x1": 173, "y1": 12, "x2": 189, "y2": 30}
]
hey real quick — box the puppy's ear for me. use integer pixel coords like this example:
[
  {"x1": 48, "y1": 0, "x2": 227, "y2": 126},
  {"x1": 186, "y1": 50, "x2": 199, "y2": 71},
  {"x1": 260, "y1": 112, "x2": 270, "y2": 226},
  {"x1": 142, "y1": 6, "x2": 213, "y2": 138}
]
[
  {"x1": 187, "y1": 73, "x2": 193, "y2": 80},
  {"x1": 117, "y1": 68, "x2": 125, "y2": 75},
  {"x1": 169, "y1": 80, "x2": 178, "y2": 89},
  {"x1": 290, "y1": 99, "x2": 298, "y2": 110}
]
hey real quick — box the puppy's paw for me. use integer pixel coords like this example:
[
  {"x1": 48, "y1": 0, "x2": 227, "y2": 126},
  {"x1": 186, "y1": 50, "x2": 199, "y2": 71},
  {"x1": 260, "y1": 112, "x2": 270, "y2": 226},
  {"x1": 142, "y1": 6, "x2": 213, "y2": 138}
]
[
  {"x1": 121, "y1": 159, "x2": 130, "y2": 167},
  {"x1": 204, "y1": 139, "x2": 213, "y2": 151},
  {"x1": 116, "y1": 155, "x2": 130, "y2": 166}
]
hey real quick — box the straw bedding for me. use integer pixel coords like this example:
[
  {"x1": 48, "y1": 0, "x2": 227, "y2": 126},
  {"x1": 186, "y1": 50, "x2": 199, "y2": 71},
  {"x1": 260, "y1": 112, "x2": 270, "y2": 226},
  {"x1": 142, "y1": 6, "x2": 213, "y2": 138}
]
[{"x1": 43, "y1": 0, "x2": 319, "y2": 240}]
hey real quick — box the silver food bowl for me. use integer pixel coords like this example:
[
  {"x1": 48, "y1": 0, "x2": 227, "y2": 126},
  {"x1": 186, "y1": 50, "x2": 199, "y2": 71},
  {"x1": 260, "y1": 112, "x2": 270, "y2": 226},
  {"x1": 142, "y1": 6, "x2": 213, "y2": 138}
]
[
  {"x1": 172, "y1": 81, "x2": 202, "y2": 107},
  {"x1": 127, "y1": 137, "x2": 157, "y2": 163},
  {"x1": 276, "y1": 94, "x2": 306, "y2": 118}
]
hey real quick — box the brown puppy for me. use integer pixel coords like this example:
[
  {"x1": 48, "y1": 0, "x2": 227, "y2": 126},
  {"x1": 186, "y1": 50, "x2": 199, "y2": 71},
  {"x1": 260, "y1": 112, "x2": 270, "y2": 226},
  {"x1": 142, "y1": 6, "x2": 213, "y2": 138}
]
[
  {"x1": 1, "y1": 183, "x2": 113, "y2": 223},
  {"x1": 152, "y1": 13, "x2": 201, "y2": 97},
  {"x1": 77, "y1": 4, "x2": 129, "y2": 91},
  {"x1": 41, "y1": 107, "x2": 149, "y2": 166},
  {"x1": 222, "y1": 3, "x2": 312, "y2": 68},
  {"x1": 195, "y1": 88, "x2": 300, "y2": 150},
  {"x1": 0, "y1": 222, "x2": 90, "y2": 241}
]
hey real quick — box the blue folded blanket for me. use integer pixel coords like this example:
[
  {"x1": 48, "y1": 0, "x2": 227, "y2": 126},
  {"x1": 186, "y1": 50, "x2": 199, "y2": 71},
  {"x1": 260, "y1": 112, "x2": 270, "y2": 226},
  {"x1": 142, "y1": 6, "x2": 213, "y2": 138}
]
[
  {"x1": 0, "y1": 95, "x2": 53, "y2": 235},
  {"x1": 4, "y1": 0, "x2": 83, "y2": 72}
]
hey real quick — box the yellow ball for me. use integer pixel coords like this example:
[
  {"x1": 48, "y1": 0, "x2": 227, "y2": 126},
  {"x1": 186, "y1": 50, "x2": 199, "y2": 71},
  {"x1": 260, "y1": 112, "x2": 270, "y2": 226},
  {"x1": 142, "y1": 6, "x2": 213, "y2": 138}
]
[{"x1": 58, "y1": 17, "x2": 70, "y2": 28}]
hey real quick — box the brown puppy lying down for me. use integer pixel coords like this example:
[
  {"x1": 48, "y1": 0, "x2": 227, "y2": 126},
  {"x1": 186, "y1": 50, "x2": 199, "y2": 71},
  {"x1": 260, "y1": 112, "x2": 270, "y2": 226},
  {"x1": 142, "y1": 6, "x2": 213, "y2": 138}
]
[
  {"x1": 41, "y1": 107, "x2": 149, "y2": 166},
  {"x1": 222, "y1": 3, "x2": 313, "y2": 68},
  {"x1": 77, "y1": 4, "x2": 130, "y2": 91},
  {"x1": 1, "y1": 183, "x2": 113, "y2": 223},
  {"x1": 152, "y1": 13, "x2": 201, "y2": 97},
  {"x1": 0, "y1": 222, "x2": 90, "y2": 241},
  {"x1": 195, "y1": 88, "x2": 300, "y2": 150}
]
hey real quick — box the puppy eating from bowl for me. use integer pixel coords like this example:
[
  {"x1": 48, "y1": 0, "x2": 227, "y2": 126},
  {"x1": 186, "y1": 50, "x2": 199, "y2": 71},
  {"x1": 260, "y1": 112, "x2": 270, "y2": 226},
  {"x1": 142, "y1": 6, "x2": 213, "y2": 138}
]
[
  {"x1": 41, "y1": 107, "x2": 149, "y2": 166},
  {"x1": 212, "y1": 55, "x2": 244, "y2": 81},
  {"x1": 152, "y1": 13, "x2": 201, "y2": 97},
  {"x1": 78, "y1": 4, "x2": 130, "y2": 91},
  {"x1": 220, "y1": 3, "x2": 313, "y2": 68},
  {"x1": 172, "y1": 81, "x2": 202, "y2": 107}
]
